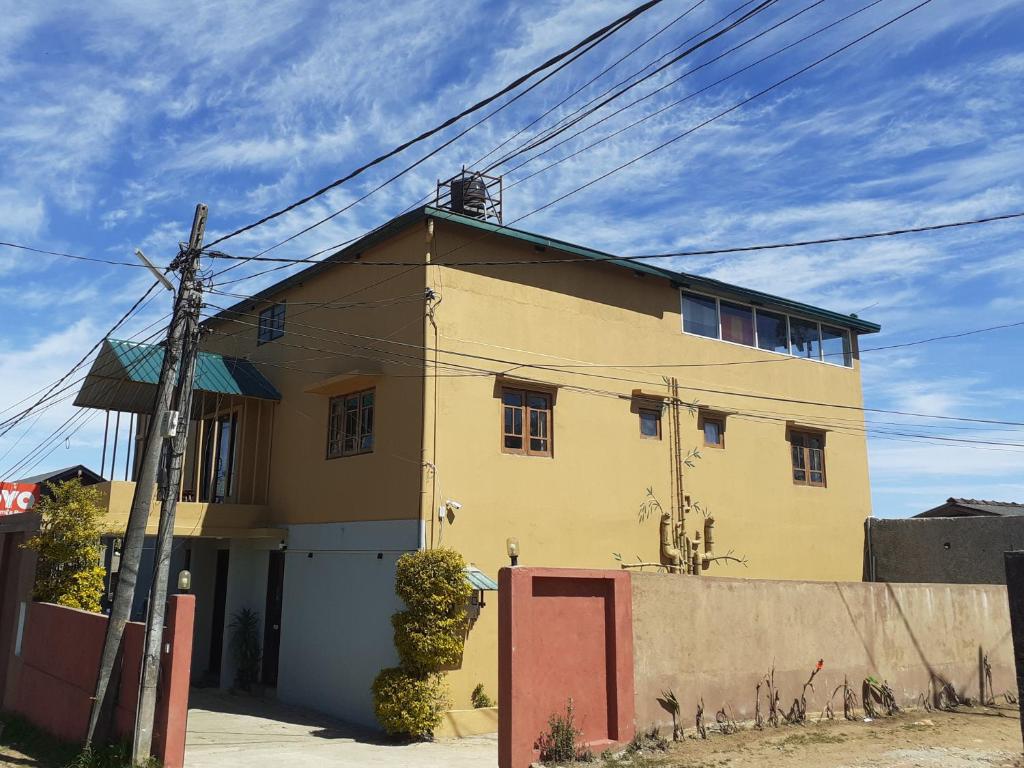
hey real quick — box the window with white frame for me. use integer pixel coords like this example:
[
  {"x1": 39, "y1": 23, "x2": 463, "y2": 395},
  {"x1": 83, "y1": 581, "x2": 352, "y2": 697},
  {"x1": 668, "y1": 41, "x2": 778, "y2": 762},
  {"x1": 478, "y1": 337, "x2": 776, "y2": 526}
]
[{"x1": 679, "y1": 290, "x2": 854, "y2": 368}]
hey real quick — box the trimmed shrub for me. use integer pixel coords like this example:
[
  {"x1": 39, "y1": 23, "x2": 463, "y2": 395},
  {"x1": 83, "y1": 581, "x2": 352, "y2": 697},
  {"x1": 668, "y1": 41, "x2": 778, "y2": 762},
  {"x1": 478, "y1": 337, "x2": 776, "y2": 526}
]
[
  {"x1": 392, "y1": 610, "x2": 466, "y2": 671},
  {"x1": 373, "y1": 548, "x2": 472, "y2": 739},
  {"x1": 394, "y1": 547, "x2": 472, "y2": 615},
  {"x1": 372, "y1": 667, "x2": 448, "y2": 740}
]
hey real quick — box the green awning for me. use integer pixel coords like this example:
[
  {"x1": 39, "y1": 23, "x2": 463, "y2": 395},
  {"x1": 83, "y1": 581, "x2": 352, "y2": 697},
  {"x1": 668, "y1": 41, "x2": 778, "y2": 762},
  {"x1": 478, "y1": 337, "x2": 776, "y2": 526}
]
[
  {"x1": 73, "y1": 339, "x2": 280, "y2": 413},
  {"x1": 464, "y1": 566, "x2": 498, "y2": 591}
]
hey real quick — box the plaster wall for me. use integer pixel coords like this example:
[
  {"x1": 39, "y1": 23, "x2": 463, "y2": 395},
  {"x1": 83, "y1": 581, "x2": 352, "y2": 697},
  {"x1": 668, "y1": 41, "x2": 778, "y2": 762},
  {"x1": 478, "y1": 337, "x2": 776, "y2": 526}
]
[
  {"x1": 427, "y1": 220, "x2": 874, "y2": 708},
  {"x1": 201, "y1": 226, "x2": 428, "y2": 528},
  {"x1": 867, "y1": 516, "x2": 1024, "y2": 584},
  {"x1": 219, "y1": 539, "x2": 271, "y2": 689},
  {"x1": 275, "y1": 520, "x2": 418, "y2": 727},
  {"x1": 630, "y1": 572, "x2": 1015, "y2": 730}
]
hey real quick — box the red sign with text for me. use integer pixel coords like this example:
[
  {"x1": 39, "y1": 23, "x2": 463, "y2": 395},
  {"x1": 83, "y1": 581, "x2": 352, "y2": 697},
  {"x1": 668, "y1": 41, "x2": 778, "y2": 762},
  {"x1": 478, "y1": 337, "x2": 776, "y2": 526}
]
[{"x1": 0, "y1": 483, "x2": 40, "y2": 516}]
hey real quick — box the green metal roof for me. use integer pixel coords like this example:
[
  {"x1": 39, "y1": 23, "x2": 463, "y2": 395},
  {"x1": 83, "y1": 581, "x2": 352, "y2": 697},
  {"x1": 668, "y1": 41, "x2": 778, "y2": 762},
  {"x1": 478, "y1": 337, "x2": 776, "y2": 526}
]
[
  {"x1": 207, "y1": 205, "x2": 880, "y2": 335},
  {"x1": 464, "y1": 566, "x2": 498, "y2": 591},
  {"x1": 73, "y1": 338, "x2": 280, "y2": 413}
]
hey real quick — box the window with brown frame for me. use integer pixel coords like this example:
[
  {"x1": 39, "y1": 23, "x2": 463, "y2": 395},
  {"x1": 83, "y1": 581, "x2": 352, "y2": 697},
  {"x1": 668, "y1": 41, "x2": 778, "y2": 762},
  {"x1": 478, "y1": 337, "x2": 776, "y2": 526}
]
[
  {"x1": 327, "y1": 388, "x2": 375, "y2": 458},
  {"x1": 699, "y1": 415, "x2": 725, "y2": 448},
  {"x1": 790, "y1": 430, "x2": 826, "y2": 486},
  {"x1": 639, "y1": 408, "x2": 661, "y2": 440},
  {"x1": 501, "y1": 388, "x2": 552, "y2": 457}
]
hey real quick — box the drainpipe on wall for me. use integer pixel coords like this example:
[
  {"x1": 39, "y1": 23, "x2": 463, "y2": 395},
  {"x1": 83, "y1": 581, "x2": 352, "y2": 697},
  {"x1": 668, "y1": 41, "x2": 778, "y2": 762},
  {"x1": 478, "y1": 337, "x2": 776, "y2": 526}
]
[{"x1": 418, "y1": 217, "x2": 437, "y2": 550}]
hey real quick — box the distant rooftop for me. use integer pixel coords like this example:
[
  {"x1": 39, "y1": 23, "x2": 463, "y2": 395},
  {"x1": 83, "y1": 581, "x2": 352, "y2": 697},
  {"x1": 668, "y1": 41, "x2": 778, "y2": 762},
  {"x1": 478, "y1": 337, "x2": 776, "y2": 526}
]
[{"x1": 914, "y1": 498, "x2": 1024, "y2": 518}]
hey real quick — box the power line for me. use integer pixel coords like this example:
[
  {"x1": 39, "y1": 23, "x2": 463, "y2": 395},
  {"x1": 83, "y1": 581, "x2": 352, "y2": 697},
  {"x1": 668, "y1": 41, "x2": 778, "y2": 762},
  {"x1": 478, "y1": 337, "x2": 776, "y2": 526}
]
[
  {"x1": 201, "y1": 0, "x2": 667, "y2": 252},
  {"x1": 206, "y1": 208, "x2": 1023, "y2": 268},
  {"x1": 0, "y1": 241, "x2": 152, "y2": 269},
  {"x1": 203, "y1": 301, "x2": 1024, "y2": 428}
]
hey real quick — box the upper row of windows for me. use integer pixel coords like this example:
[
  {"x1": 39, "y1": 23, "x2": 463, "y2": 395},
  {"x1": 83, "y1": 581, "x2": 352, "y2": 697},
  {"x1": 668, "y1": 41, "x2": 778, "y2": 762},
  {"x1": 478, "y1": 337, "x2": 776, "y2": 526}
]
[{"x1": 681, "y1": 291, "x2": 853, "y2": 367}]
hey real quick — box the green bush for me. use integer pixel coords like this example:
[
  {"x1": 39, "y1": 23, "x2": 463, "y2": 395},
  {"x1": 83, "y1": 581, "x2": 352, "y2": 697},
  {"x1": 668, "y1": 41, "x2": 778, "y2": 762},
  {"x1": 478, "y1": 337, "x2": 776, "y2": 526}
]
[
  {"x1": 373, "y1": 548, "x2": 472, "y2": 739},
  {"x1": 372, "y1": 667, "x2": 448, "y2": 740},
  {"x1": 471, "y1": 683, "x2": 494, "y2": 709},
  {"x1": 536, "y1": 699, "x2": 593, "y2": 764},
  {"x1": 394, "y1": 548, "x2": 472, "y2": 615},
  {"x1": 24, "y1": 479, "x2": 106, "y2": 612},
  {"x1": 392, "y1": 610, "x2": 467, "y2": 671}
]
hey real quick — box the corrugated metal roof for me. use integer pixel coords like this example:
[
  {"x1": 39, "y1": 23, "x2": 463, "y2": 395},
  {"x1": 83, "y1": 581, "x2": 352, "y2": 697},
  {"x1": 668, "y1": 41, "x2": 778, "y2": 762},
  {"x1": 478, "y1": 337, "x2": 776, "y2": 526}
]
[
  {"x1": 915, "y1": 497, "x2": 1024, "y2": 518},
  {"x1": 205, "y1": 206, "x2": 881, "y2": 335},
  {"x1": 464, "y1": 565, "x2": 498, "y2": 591},
  {"x1": 73, "y1": 339, "x2": 280, "y2": 413}
]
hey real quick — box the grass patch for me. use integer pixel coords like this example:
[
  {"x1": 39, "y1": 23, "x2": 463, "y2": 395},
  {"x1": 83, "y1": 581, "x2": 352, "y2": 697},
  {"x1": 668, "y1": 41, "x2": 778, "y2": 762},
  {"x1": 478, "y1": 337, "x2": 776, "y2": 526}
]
[
  {"x1": 778, "y1": 730, "x2": 847, "y2": 747},
  {"x1": 0, "y1": 713, "x2": 159, "y2": 768}
]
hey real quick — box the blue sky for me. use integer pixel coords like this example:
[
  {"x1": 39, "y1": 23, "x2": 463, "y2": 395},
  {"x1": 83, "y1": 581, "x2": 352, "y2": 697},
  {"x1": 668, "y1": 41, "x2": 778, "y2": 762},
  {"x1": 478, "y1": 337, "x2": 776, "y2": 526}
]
[{"x1": 0, "y1": 0, "x2": 1022, "y2": 517}]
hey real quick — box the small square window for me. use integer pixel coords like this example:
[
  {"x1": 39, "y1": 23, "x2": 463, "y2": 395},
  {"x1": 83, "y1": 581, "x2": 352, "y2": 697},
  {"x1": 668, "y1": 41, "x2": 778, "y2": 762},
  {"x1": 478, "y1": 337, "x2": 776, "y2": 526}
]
[
  {"x1": 700, "y1": 416, "x2": 724, "y2": 448},
  {"x1": 639, "y1": 408, "x2": 661, "y2": 440},
  {"x1": 257, "y1": 302, "x2": 286, "y2": 344},
  {"x1": 502, "y1": 388, "x2": 552, "y2": 457},
  {"x1": 327, "y1": 388, "x2": 374, "y2": 458}
]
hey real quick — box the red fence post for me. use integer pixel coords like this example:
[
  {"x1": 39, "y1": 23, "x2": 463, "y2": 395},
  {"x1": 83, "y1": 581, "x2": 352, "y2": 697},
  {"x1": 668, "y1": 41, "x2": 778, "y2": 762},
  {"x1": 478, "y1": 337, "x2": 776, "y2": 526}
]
[
  {"x1": 153, "y1": 594, "x2": 195, "y2": 768},
  {"x1": 499, "y1": 567, "x2": 635, "y2": 768}
]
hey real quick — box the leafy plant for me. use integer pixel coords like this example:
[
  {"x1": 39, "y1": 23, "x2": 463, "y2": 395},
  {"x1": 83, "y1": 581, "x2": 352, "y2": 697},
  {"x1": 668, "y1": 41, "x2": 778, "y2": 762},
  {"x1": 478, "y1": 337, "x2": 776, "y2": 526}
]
[
  {"x1": 373, "y1": 548, "x2": 471, "y2": 738},
  {"x1": 535, "y1": 699, "x2": 593, "y2": 764},
  {"x1": 23, "y1": 480, "x2": 107, "y2": 612},
  {"x1": 372, "y1": 667, "x2": 448, "y2": 740},
  {"x1": 624, "y1": 725, "x2": 668, "y2": 755},
  {"x1": 228, "y1": 607, "x2": 262, "y2": 691},
  {"x1": 471, "y1": 683, "x2": 494, "y2": 709}
]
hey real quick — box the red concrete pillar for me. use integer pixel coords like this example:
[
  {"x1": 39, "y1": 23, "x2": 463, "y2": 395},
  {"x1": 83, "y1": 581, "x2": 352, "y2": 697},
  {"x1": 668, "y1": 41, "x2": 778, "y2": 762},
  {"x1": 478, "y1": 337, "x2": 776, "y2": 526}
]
[
  {"x1": 153, "y1": 594, "x2": 195, "y2": 768},
  {"x1": 499, "y1": 567, "x2": 635, "y2": 768}
]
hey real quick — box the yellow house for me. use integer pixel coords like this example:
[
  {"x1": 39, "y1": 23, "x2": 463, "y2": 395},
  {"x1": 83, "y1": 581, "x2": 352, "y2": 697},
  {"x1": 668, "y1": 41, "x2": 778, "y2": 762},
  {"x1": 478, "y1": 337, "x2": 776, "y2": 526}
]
[{"x1": 74, "y1": 200, "x2": 878, "y2": 732}]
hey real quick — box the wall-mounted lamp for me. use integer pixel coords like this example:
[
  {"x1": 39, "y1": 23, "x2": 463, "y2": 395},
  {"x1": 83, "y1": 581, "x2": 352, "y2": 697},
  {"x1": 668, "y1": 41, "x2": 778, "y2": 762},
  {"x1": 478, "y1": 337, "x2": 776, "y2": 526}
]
[
  {"x1": 506, "y1": 537, "x2": 520, "y2": 567},
  {"x1": 177, "y1": 569, "x2": 192, "y2": 594}
]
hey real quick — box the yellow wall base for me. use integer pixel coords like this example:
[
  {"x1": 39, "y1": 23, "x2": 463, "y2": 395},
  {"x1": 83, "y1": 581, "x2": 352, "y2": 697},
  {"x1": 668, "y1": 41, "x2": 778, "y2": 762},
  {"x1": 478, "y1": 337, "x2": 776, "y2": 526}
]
[{"x1": 434, "y1": 707, "x2": 498, "y2": 739}]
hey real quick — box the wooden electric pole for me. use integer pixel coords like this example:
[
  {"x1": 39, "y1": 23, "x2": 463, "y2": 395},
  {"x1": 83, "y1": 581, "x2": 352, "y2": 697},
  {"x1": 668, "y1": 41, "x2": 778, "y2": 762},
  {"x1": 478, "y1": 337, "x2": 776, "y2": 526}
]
[
  {"x1": 132, "y1": 204, "x2": 206, "y2": 763},
  {"x1": 85, "y1": 204, "x2": 207, "y2": 751}
]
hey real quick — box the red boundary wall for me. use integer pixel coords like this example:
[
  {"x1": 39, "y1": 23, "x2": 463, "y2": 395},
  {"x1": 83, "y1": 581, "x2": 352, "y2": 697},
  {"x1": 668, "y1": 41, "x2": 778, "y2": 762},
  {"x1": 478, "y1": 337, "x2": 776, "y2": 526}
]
[
  {"x1": 11, "y1": 596, "x2": 195, "y2": 768},
  {"x1": 499, "y1": 567, "x2": 634, "y2": 768}
]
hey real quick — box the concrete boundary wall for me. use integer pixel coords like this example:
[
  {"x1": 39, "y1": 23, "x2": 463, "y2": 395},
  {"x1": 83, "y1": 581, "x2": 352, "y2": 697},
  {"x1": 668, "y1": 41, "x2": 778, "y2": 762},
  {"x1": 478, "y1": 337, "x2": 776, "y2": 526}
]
[
  {"x1": 9, "y1": 597, "x2": 195, "y2": 768},
  {"x1": 498, "y1": 568, "x2": 1016, "y2": 768},
  {"x1": 867, "y1": 516, "x2": 1024, "y2": 584},
  {"x1": 631, "y1": 573, "x2": 1015, "y2": 730}
]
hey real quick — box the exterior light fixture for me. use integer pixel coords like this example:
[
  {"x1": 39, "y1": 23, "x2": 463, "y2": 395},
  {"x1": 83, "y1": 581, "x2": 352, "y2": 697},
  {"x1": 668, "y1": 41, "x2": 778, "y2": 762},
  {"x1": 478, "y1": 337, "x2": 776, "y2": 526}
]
[
  {"x1": 506, "y1": 537, "x2": 520, "y2": 567},
  {"x1": 176, "y1": 569, "x2": 192, "y2": 593}
]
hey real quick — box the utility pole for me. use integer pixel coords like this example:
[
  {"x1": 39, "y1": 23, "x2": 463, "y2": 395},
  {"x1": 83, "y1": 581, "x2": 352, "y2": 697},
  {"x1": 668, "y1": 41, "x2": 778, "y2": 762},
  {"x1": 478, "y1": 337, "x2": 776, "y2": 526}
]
[
  {"x1": 85, "y1": 204, "x2": 207, "y2": 750},
  {"x1": 132, "y1": 204, "x2": 206, "y2": 763}
]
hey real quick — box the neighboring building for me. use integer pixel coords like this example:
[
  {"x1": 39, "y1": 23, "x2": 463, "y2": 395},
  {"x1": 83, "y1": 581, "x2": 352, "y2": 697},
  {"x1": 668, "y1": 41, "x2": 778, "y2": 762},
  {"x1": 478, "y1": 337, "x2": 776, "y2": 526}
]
[
  {"x1": 72, "y1": 196, "x2": 879, "y2": 730},
  {"x1": 0, "y1": 465, "x2": 104, "y2": 516},
  {"x1": 915, "y1": 497, "x2": 1024, "y2": 518},
  {"x1": 865, "y1": 497, "x2": 1024, "y2": 585}
]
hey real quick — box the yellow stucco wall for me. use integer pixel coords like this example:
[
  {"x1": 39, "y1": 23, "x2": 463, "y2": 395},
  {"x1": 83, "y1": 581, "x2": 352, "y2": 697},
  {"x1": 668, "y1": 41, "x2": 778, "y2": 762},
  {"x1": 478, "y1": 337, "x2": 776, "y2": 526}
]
[
  {"x1": 196, "y1": 213, "x2": 874, "y2": 718},
  {"x1": 422, "y1": 219, "x2": 873, "y2": 710},
  {"x1": 201, "y1": 226, "x2": 429, "y2": 525}
]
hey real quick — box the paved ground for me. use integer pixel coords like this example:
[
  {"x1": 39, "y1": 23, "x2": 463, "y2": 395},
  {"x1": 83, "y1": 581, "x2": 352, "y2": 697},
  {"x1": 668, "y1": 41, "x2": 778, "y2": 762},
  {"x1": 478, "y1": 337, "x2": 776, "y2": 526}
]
[{"x1": 184, "y1": 689, "x2": 498, "y2": 768}]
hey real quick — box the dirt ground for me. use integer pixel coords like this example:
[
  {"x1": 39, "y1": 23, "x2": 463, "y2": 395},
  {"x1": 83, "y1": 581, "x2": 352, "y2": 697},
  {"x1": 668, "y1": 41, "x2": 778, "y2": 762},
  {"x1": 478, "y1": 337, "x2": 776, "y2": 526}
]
[{"x1": 615, "y1": 706, "x2": 1024, "y2": 768}]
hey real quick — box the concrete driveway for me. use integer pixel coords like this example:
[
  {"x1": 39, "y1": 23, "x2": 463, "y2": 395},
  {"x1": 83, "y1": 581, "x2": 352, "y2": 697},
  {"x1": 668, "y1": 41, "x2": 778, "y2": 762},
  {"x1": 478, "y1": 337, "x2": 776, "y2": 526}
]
[{"x1": 184, "y1": 689, "x2": 498, "y2": 768}]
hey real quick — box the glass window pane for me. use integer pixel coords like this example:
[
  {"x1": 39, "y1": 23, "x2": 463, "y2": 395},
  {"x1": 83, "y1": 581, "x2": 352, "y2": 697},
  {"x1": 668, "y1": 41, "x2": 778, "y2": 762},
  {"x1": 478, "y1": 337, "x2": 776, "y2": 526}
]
[
  {"x1": 682, "y1": 293, "x2": 719, "y2": 338},
  {"x1": 527, "y1": 394, "x2": 548, "y2": 410},
  {"x1": 703, "y1": 420, "x2": 722, "y2": 446},
  {"x1": 789, "y1": 318, "x2": 821, "y2": 360},
  {"x1": 530, "y1": 438, "x2": 548, "y2": 453},
  {"x1": 756, "y1": 310, "x2": 789, "y2": 354},
  {"x1": 640, "y1": 410, "x2": 660, "y2": 438},
  {"x1": 821, "y1": 325, "x2": 852, "y2": 367},
  {"x1": 504, "y1": 435, "x2": 523, "y2": 449},
  {"x1": 720, "y1": 301, "x2": 754, "y2": 346},
  {"x1": 504, "y1": 406, "x2": 523, "y2": 436},
  {"x1": 529, "y1": 409, "x2": 548, "y2": 439},
  {"x1": 502, "y1": 391, "x2": 523, "y2": 407}
]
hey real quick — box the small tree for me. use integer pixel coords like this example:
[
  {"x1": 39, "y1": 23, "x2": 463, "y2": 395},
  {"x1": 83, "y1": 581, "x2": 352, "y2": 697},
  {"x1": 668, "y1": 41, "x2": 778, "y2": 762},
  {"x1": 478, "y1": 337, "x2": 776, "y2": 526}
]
[{"x1": 23, "y1": 479, "x2": 106, "y2": 612}]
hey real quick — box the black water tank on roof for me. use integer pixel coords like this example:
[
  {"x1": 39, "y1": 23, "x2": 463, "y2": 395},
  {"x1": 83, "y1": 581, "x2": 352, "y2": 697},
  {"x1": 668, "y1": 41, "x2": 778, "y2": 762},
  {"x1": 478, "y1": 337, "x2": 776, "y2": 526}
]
[{"x1": 450, "y1": 176, "x2": 487, "y2": 219}]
